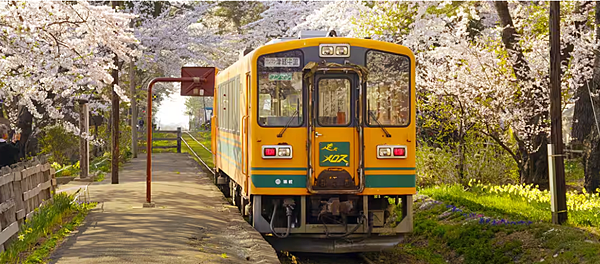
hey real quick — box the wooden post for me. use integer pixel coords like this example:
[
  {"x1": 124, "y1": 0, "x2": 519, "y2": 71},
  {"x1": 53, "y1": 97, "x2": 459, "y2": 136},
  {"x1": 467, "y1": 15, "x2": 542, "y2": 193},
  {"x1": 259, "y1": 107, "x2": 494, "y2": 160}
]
[
  {"x1": 79, "y1": 102, "x2": 89, "y2": 178},
  {"x1": 549, "y1": 1, "x2": 568, "y2": 224},
  {"x1": 130, "y1": 59, "x2": 138, "y2": 158},
  {"x1": 177, "y1": 127, "x2": 182, "y2": 153},
  {"x1": 110, "y1": 2, "x2": 120, "y2": 185}
]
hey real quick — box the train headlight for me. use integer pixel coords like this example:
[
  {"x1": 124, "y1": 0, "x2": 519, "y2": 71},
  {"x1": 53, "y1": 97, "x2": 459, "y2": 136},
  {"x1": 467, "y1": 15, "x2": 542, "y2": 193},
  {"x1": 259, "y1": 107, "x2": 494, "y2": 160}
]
[
  {"x1": 335, "y1": 46, "x2": 349, "y2": 56},
  {"x1": 321, "y1": 46, "x2": 335, "y2": 56},
  {"x1": 319, "y1": 44, "x2": 350, "y2": 57},
  {"x1": 379, "y1": 147, "x2": 392, "y2": 157},
  {"x1": 262, "y1": 145, "x2": 293, "y2": 159},
  {"x1": 377, "y1": 145, "x2": 407, "y2": 159},
  {"x1": 278, "y1": 147, "x2": 291, "y2": 157}
]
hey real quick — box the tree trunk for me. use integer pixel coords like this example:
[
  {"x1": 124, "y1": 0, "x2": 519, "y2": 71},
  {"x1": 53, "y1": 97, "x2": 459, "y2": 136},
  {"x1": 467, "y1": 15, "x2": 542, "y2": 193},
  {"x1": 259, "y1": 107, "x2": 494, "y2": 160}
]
[
  {"x1": 16, "y1": 106, "x2": 33, "y2": 159},
  {"x1": 495, "y1": 1, "x2": 550, "y2": 188},
  {"x1": 574, "y1": 1, "x2": 600, "y2": 193},
  {"x1": 514, "y1": 133, "x2": 550, "y2": 189},
  {"x1": 571, "y1": 2, "x2": 595, "y2": 143},
  {"x1": 583, "y1": 131, "x2": 600, "y2": 193}
]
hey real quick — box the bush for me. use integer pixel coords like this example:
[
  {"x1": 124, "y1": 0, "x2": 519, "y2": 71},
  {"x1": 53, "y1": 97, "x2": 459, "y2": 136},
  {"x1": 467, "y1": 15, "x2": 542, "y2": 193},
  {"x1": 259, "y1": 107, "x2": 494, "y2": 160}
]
[
  {"x1": 417, "y1": 134, "x2": 518, "y2": 187},
  {"x1": 39, "y1": 126, "x2": 79, "y2": 165}
]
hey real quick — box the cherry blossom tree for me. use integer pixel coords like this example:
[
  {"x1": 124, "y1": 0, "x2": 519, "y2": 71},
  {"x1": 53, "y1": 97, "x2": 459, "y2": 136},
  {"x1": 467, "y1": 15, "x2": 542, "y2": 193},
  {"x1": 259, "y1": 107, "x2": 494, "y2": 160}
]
[
  {"x1": 0, "y1": 0, "x2": 138, "y2": 155},
  {"x1": 243, "y1": 1, "x2": 328, "y2": 47}
]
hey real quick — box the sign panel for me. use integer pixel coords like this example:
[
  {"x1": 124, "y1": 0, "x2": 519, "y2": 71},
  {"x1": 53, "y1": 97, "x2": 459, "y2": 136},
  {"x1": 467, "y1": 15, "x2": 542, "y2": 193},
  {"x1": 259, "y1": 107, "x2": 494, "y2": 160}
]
[
  {"x1": 319, "y1": 142, "x2": 350, "y2": 167},
  {"x1": 180, "y1": 67, "x2": 216, "y2": 96},
  {"x1": 264, "y1": 57, "x2": 301, "y2": 67},
  {"x1": 268, "y1": 73, "x2": 293, "y2": 81}
]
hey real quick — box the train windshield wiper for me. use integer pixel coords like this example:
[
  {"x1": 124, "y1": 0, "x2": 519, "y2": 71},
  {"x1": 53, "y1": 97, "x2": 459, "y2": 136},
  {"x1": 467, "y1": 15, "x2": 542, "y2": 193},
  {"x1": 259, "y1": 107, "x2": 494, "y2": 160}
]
[
  {"x1": 368, "y1": 111, "x2": 391, "y2": 137},
  {"x1": 277, "y1": 109, "x2": 299, "y2": 138}
]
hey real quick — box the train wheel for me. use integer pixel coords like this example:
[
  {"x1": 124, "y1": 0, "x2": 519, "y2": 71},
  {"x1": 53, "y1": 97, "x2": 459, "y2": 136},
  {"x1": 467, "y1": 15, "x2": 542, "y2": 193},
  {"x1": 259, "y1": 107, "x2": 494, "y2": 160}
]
[{"x1": 233, "y1": 185, "x2": 242, "y2": 212}]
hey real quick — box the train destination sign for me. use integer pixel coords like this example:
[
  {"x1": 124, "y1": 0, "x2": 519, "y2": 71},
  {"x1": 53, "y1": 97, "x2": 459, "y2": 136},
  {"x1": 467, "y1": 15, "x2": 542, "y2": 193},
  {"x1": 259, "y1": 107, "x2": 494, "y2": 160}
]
[
  {"x1": 264, "y1": 57, "x2": 300, "y2": 67},
  {"x1": 268, "y1": 73, "x2": 293, "y2": 81}
]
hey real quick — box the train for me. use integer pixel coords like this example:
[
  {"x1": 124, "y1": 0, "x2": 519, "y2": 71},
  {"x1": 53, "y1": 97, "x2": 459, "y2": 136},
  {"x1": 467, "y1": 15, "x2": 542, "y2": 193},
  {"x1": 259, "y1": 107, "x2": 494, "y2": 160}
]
[{"x1": 210, "y1": 30, "x2": 415, "y2": 253}]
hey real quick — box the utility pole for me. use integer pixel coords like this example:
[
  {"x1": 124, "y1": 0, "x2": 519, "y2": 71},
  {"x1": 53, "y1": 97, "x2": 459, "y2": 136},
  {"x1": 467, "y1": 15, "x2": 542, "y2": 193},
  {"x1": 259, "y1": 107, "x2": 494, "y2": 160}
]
[
  {"x1": 111, "y1": 0, "x2": 120, "y2": 184},
  {"x1": 130, "y1": 59, "x2": 138, "y2": 158},
  {"x1": 549, "y1": 1, "x2": 568, "y2": 224}
]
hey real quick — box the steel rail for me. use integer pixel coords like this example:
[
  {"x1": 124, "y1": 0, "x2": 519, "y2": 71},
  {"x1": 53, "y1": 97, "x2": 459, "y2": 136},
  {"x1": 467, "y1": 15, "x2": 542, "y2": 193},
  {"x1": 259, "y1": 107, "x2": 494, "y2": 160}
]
[
  {"x1": 181, "y1": 137, "x2": 214, "y2": 175},
  {"x1": 358, "y1": 253, "x2": 375, "y2": 264},
  {"x1": 184, "y1": 132, "x2": 212, "y2": 154}
]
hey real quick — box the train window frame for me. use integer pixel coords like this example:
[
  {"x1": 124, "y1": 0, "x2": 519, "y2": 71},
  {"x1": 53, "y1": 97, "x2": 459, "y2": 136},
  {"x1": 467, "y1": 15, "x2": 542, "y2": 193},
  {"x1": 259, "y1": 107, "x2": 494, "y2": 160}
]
[
  {"x1": 364, "y1": 49, "x2": 412, "y2": 128},
  {"x1": 315, "y1": 76, "x2": 353, "y2": 127},
  {"x1": 256, "y1": 49, "x2": 305, "y2": 128}
]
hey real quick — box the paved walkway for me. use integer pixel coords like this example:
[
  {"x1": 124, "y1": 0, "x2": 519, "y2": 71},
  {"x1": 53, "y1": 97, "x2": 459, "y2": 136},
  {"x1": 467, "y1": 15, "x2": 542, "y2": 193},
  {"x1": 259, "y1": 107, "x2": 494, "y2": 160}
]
[{"x1": 50, "y1": 153, "x2": 280, "y2": 264}]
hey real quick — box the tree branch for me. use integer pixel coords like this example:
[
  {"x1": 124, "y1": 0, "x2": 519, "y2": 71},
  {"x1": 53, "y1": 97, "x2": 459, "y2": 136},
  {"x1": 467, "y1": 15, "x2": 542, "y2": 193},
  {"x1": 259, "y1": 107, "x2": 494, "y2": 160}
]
[
  {"x1": 480, "y1": 123, "x2": 521, "y2": 166},
  {"x1": 494, "y1": 1, "x2": 533, "y2": 83}
]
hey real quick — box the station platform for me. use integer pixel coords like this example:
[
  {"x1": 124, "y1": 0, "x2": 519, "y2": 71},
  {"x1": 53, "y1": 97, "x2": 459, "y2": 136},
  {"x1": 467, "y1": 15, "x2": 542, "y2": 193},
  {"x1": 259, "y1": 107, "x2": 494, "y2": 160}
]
[{"x1": 50, "y1": 153, "x2": 280, "y2": 264}]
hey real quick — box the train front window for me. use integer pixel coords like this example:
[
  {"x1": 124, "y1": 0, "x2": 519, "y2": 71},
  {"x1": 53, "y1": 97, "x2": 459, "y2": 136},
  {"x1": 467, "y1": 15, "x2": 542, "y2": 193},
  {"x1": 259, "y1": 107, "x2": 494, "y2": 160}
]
[
  {"x1": 317, "y1": 78, "x2": 351, "y2": 126},
  {"x1": 366, "y1": 50, "x2": 411, "y2": 127},
  {"x1": 257, "y1": 50, "x2": 304, "y2": 127}
]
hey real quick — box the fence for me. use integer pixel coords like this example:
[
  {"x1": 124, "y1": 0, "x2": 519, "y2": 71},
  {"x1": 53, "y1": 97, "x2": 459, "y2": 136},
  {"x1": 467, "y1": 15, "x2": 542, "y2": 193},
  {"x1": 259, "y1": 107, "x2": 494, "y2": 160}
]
[
  {"x1": 0, "y1": 156, "x2": 56, "y2": 253},
  {"x1": 138, "y1": 127, "x2": 182, "y2": 153}
]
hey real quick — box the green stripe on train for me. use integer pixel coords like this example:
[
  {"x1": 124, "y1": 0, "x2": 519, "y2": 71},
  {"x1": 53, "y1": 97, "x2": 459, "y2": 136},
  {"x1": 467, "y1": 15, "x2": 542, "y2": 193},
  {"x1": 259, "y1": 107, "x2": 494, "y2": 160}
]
[
  {"x1": 251, "y1": 167, "x2": 307, "y2": 171},
  {"x1": 251, "y1": 174, "x2": 415, "y2": 188},
  {"x1": 251, "y1": 174, "x2": 307, "y2": 188},
  {"x1": 365, "y1": 174, "x2": 416, "y2": 188}
]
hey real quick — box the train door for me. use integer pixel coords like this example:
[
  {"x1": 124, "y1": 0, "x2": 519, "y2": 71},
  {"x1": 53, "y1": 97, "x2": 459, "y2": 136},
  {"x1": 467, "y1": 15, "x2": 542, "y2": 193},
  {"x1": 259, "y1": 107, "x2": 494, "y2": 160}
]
[{"x1": 310, "y1": 74, "x2": 359, "y2": 192}]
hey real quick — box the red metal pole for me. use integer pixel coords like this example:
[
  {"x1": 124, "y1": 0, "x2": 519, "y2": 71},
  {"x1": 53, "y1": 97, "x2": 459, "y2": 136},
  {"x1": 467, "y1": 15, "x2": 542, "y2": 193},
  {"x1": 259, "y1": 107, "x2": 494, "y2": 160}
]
[{"x1": 146, "y1": 77, "x2": 204, "y2": 205}]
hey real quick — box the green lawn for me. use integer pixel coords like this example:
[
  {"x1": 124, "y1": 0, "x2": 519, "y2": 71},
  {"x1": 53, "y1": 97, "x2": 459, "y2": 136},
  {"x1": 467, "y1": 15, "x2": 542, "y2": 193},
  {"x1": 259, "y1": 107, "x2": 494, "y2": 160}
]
[
  {"x1": 138, "y1": 132, "x2": 180, "y2": 153},
  {"x1": 367, "y1": 197, "x2": 600, "y2": 264},
  {"x1": 419, "y1": 182, "x2": 600, "y2": 228}
]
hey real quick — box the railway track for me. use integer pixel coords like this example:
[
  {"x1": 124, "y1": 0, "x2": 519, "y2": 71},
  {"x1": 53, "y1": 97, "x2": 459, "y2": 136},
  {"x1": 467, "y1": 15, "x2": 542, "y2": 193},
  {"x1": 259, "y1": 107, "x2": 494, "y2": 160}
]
[
  {"x1": 181, "y1": 132, "x2": 378, "y2": 264},
  {"x1": 278, "y1": 252, "x2": 376, "y2": 264},
  {"x1": 181, "y1": 132, "x2": 213, "y2": 174}
]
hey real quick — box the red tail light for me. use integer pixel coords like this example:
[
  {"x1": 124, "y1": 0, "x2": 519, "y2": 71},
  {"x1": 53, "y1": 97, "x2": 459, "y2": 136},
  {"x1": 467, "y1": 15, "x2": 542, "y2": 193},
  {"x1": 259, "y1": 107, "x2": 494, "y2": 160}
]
[
  {"x1": 393, "y1": 147, "x2": 405, "y2": 156},
  {"x1": 264, "y1": 148, "x2": 276, "y2": 156}
]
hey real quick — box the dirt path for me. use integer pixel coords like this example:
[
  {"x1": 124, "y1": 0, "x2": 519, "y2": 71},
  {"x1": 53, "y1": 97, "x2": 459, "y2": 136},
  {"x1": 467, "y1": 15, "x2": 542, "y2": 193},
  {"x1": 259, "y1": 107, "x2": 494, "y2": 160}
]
[{"x1": 50, "y1": 153, "x2": 280, "y2": 264}]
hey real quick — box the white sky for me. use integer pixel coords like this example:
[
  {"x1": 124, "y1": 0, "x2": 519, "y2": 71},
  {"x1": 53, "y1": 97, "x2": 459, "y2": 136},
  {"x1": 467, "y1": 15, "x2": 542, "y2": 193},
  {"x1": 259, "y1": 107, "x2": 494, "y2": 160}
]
[{"x1": 156, "y1": 92, "x2": 189, "y2": 130}]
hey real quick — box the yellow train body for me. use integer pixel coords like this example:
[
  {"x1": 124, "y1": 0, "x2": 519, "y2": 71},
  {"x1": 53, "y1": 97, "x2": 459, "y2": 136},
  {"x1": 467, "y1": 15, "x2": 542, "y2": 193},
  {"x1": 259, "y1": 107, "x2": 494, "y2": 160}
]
[{"x1": 211, "y1": 35, "x2": 415, "y2": 253}]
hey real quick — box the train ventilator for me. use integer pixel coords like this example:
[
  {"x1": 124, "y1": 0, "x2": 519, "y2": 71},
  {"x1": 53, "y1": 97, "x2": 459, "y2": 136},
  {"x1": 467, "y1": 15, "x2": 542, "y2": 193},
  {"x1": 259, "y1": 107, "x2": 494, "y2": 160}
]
[{"x1": 211, "y1": 30, "x2": 415, "y2": 253}]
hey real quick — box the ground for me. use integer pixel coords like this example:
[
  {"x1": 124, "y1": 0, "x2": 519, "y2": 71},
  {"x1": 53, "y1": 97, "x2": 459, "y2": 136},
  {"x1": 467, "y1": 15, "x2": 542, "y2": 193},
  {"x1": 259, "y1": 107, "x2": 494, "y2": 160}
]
[{"x1": 49, "y1": 153, "x2": 280, "y2": 264}]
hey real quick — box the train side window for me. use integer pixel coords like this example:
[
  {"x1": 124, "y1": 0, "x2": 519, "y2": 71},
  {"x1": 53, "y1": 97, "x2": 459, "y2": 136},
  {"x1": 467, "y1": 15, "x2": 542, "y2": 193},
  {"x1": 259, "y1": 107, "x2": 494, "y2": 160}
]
[{"x1": 366, "y1": 50, "x2": 411, "y2": 127}]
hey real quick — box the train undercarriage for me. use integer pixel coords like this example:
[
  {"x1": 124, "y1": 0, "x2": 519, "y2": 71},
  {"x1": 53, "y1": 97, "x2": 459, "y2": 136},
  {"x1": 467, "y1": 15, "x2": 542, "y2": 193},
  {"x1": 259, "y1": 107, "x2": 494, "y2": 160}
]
[{"x1": 216, "y1": 171, "x2": 413, "y2": 253}]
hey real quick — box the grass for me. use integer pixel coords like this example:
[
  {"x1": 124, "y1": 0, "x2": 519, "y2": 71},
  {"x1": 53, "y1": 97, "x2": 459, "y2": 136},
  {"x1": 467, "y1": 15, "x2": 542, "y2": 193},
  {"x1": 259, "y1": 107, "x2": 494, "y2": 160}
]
[
  {"x1": 22, "y1": 203, "x2": 93, "y2": 263},
  {"x1": 419, "y1": 182, "x2": 600, "y2": 228},
  {"x1": 94, "y1": 172, "x2": 106, "y2": 182},
  {"x1": 181, "y1": 131, "x2": 214, "y2": 168},
  {"x1": 0, "y1": 193, "x2": 96, "y2": 264},
  {"x1": 565, "y1": 159, "x2": 585, "y2": 187},
  {"x1": 367, "y1": 197, "x2": 600, "y2": 264},
  {"x1": 139, "y1": 132, "x2": 181, "y2": 154}
]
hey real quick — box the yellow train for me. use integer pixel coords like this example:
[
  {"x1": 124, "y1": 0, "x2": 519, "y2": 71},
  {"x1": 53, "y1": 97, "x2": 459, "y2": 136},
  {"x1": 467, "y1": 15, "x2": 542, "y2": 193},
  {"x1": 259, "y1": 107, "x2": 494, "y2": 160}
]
[{"x1": 211, "y1": 31, "x2": 415, "y2": 253}]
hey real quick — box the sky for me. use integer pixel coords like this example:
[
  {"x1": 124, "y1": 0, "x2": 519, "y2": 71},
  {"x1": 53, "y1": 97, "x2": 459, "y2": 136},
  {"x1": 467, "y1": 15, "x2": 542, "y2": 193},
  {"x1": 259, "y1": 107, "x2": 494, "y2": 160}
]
[{"x1": 155, "y1": 92, "x2": 189, "y2": 131}]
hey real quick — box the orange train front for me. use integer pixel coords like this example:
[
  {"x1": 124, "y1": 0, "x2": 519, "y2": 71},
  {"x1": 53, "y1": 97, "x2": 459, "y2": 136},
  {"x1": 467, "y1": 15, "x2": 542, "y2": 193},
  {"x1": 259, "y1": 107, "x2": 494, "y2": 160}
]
[{"x1": 211, "y1": 31, "x2": 415, "y2": 253}]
